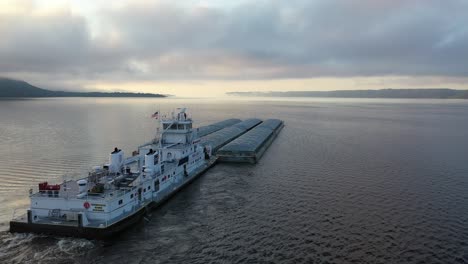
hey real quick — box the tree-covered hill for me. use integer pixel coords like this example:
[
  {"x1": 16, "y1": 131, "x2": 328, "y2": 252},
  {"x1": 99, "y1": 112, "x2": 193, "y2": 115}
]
[{"x1": 0, "y1": 78, "x2": 165, "y2": 98}]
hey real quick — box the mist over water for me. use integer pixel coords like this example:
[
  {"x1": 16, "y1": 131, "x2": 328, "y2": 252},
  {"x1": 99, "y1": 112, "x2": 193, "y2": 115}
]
[{"x1": 1, "y1": 97, "x2": 468, "y2": 263}]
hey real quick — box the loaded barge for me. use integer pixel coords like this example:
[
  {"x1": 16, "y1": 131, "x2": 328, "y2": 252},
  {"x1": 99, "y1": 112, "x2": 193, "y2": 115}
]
[
  {"x1": 217, "y1": 119, "x2": 284, "y2": 163},
  {"x1": 9, "y1": 108, "x2": 283, "y2": 239},
  {"x1": 200, "y1": 118, "x2": 262, "y2": 152}
]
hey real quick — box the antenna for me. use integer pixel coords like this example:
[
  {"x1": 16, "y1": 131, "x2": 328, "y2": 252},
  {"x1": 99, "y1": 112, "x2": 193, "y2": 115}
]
[{"x1": 177, "y1": 107, "x2": 187, "y2": 113}]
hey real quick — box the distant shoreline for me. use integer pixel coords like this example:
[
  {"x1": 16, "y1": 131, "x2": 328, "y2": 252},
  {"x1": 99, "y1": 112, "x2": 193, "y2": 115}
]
[
  {"x1": 0, "y1": 94, "x2": 169, "y2": 98},
  {"x1": 0, "y1": 95, "x2": 168, "y2": 98},
  {"x1": 227, "y1": 89, "x2": 468, "y2": 99},
  {"x1": 0, "y1": 77, "x2": 167, "y2": 98}
]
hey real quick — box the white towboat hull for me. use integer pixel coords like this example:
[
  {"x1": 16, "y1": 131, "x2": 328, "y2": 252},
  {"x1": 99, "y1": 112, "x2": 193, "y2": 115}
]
[{"x1": 10, "y1": 157, "x2": 217, "y2": 239}]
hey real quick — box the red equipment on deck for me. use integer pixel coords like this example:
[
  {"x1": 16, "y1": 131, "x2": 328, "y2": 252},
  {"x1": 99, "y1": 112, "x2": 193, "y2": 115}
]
[{"x1": 38, "y1": 182, "x2": 60, "y2": 191}]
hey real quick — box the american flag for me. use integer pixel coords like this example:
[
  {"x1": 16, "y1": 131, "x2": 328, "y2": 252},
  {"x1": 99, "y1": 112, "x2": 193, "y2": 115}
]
[{"x1": 151, "y1": 111, "x2": 159, "y2": 119}]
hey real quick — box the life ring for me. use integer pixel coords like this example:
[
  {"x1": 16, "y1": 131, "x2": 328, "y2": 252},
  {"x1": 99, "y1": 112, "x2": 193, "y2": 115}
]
[{"x1": 83, "y1": 201, "x2": 90, "y2": 209}]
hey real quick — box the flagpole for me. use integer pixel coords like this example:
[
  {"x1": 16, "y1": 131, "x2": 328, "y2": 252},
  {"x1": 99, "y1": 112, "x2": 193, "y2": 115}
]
[
  {"x1": 152, "y1": 108, "x2": 161, "y2": 144},
  {"x1": 157, "y1": 104, "x2": 161, "y2": 148}
]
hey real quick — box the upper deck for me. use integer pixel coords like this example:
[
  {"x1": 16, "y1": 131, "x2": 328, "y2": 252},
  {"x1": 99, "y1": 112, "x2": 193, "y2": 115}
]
[{"x1": 31, "y1": 171, "x2": 141, "y2": 201}]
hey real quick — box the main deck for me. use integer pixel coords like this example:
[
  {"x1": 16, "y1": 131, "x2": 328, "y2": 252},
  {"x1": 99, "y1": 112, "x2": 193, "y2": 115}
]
[{"x1": 10, "y1": 156, "x2": 218, "y2": 239}]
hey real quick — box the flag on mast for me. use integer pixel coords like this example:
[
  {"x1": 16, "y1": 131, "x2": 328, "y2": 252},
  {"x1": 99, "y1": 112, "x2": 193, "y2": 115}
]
[{"x1": 151, "y1": 111, "x2": 159, "y2": 119}]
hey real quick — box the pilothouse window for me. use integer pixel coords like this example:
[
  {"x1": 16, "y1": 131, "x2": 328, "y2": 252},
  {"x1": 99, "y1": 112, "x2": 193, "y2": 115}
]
[{"x1": 163, "y1": 124, "x2": 177, "y2": 130}]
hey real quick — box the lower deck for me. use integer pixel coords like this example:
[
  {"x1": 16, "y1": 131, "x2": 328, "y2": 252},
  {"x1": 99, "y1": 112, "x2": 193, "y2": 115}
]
[{"x1": 10, "y1": 157, "x2": 217, "y2": 239}]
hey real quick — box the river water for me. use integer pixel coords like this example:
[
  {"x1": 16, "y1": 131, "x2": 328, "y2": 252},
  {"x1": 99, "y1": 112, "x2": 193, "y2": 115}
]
[{"x1": 1, "y1": 97, "x2": 468, "y2": 263}]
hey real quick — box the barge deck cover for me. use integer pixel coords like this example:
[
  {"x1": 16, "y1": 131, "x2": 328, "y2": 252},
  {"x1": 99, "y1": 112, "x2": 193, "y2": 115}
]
[
  {"x1": 217, "y1": 119, "x2": 284, "y2": 163},
  {"x1": 200, "y1": 118, "x2": 262, "y2": 152},
  {"x1": 196, "y1": 119, "x2": 241, "y2": 137}
]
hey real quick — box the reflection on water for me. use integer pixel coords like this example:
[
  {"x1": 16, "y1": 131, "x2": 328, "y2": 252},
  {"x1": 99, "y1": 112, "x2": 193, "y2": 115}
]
[{"x1": 1, "y1": 97, "x2": 468, "y2": 263}]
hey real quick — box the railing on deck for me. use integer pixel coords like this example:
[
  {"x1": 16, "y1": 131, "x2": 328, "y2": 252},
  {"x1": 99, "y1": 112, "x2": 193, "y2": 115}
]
[{"x1": 11, "y1": 208, "x2": 25, "y2": 220}]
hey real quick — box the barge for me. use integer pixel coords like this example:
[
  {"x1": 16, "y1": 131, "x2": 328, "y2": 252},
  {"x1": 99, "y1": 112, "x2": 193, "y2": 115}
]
[
  {"x1": 196, "y1": 118, "x2": 241, "y2": 137},
  {"x1": 200, "y1": 118, "x2": 262, "y2": 152},
  {"x1": 217, "y1": 119, "x2": 284, "y2": 163}
]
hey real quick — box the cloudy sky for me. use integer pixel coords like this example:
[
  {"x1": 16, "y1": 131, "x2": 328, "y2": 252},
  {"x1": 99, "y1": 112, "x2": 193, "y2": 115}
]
[{"x1": 1, "y1": 0, "x2": 467, "y2": 96}]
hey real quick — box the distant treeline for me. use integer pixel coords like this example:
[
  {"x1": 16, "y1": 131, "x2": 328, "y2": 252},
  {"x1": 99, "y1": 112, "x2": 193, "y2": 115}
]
[
  {"x1": 0, "y1": 78, "x2": 166, "y2": 98},
  {"x1": 228, "y1": 89, "x2": 468, "y2": 99}
]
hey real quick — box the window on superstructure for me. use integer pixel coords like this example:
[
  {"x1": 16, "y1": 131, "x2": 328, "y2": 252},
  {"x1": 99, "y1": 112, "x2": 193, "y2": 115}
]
[
  {"x1": 118, "y1": 199, "x2": 123, "y2": 205},
  {"x1": 155, "y1": 180, "x2": 160, "y2": 191},
  {"x1": 165, "y1": 124, "x2": 178, "y2": 129},
  {"x1": 177, "y1": 124, "x2": 184, "y2": 130}
]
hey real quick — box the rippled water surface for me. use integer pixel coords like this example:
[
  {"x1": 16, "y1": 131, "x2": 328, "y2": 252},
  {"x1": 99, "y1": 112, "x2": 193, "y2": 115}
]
[{"x1": 1, "y1": 97, "x2": 468, "y2": 264}]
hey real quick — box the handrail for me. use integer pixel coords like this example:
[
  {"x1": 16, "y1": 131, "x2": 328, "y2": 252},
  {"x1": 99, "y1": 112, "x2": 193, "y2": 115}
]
[{"x1": 12, "y1": 208, "x2": 19, "y2": 219}]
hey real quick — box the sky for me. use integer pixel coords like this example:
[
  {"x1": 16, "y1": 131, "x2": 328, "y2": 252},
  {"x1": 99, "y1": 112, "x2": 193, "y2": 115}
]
[{"x1": 0, "y1": 0, "x2": 467, "y2": 97}]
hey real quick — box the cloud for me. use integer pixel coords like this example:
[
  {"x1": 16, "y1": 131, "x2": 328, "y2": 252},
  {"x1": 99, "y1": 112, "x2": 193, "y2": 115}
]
[
  {"x1": 0, "y1": 0, "x2": 468, "y2": 90},
  {"x1": 0, "y1": 8, "x2": 122, "y2": 82}
]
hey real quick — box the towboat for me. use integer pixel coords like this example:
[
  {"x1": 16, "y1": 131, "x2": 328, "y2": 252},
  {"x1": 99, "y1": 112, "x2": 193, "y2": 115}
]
[{"x1": 10, "y1": 108, "x2": 215, "y2": 239}]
